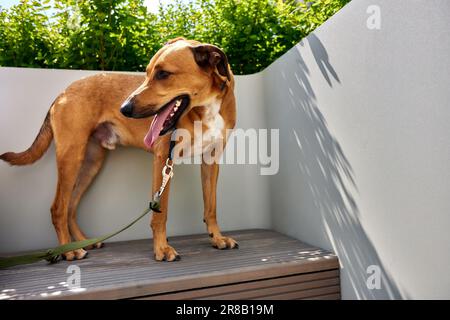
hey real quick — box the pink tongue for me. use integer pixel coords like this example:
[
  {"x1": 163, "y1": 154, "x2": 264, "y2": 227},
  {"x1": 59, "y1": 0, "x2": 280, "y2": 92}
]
[{"x1": 144, "y1": 101, "x2": 176, "y2": 148}]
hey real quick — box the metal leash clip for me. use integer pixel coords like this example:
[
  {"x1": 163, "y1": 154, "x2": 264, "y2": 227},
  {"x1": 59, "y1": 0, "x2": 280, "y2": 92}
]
[
  {"x1": 150, "y1": 159, "x2": 174, "y2": 213},
  {"x1": 159, "y1": 158, "x2": 174, "y2": 196}
]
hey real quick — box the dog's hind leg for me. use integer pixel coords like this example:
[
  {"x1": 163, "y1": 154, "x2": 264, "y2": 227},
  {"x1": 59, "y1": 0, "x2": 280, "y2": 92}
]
[
  {"x1": 52, "y1": 141, "x2": 90, "y2": 261},
  {"x1": 50, "y1": 111, "x2": 95, "y2": 261},
  {"x1": 68, "y1": 137, "x2": 107, "y2": 249},
  {"x1": 201, "y1": 161, "x2": 238, "y2": 249}
]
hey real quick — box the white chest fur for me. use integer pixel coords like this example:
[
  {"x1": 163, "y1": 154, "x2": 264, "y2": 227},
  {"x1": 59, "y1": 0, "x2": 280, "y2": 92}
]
[
  {"x1": 172, "y1": 98, "x2": 226, "y2": 161},
  {"x1": 192, "y1": 98, "x2": 225, "y2": 155},
  {"x1": 203, "y1": 99, "x2": 225, "y2": 142}
]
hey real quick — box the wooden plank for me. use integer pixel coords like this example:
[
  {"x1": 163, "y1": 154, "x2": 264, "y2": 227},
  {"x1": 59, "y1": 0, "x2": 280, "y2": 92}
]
[
  {"x1": 61, "y1": 258, "x2": 339, "y2": 300},
  {"x1": 257, "y1": 286, "x2": 341, "y2": 300},
  {"x1": 0, "y1": 229, "x2": 339, "y2": 300},
  {"x1": 198, "y1": 278, "x2": 340, "y2": 300},
  {"x1": 304, "y1": 293, "x2": 341, "y2": 300},
  {"x1": 138, "y1": 270, "x2": 339, "y2": 300}
]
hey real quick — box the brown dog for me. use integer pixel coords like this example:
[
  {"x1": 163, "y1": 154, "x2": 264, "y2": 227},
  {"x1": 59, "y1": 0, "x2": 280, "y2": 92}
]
[{"x1": 0, "y1": 38, "x2": 238, "y2": 261}]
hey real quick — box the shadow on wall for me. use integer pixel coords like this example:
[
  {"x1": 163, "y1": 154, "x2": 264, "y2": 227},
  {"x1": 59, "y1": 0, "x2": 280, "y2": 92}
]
[{"x1": 269, "y1": 33, "x2": 402, "y2": 299}]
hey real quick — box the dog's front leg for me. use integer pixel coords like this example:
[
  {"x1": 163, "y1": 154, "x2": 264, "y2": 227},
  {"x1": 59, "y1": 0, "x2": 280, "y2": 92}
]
[
  {"x1": 201, "y1": 161, "x2": 238, "y2": 249},
  {"x1": 151, "y1": 151, "x2": 180, "y2": 262}
]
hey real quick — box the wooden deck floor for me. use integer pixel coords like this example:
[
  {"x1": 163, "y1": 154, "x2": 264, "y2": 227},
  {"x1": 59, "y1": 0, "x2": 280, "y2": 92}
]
[{"x1": 0, "y1": 229, "x2": 340, "y2": 300}]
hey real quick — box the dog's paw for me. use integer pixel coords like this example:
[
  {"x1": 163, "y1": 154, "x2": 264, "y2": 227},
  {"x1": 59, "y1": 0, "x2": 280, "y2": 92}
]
[
  {"x1": 63, "y1": 249, "x2": 89, "y2": 261},
  {"x1": 154, "y1": 245, "x2": 181, "y2": 262},
  {"x1": 210, "y1": 235, "x2": 239, "y2": 250},
  {"x1": 85, "y1": 242, "x2": 104, "y2": 250}
]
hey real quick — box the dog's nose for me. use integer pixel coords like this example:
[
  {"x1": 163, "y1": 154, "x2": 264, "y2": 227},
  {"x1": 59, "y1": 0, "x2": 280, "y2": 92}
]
[{"x1": 120, "y1": 100, "x2": 134, "y2": 117}]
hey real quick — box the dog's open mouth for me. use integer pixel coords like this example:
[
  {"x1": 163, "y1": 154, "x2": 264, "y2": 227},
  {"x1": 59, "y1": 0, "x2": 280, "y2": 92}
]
[{"x1": 144, "y1": 95, "x2": 190, "y2": 148}]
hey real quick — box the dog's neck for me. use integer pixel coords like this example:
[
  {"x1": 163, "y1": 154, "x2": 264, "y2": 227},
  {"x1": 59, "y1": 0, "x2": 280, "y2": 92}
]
[
  {"x1": 204, "y1": 97, "x2": 222, "y2": 119},
  {"x1": 192, "y1": 96, "x2": 222, "y2": 120}
]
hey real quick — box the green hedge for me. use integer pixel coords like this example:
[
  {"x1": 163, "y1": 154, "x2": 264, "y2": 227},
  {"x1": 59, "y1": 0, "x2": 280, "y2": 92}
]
[{"x1": 0, "y1": 0, "x2": 349, "y2": 75}]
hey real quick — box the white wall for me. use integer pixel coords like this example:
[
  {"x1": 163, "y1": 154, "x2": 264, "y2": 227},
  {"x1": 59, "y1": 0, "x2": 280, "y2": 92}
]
[
  {"x1": 263, "y1": 0, "x2": 450, "y2": 299},
  {"x1": 0, "y1": 68, "x2": 271, "y2": 253}
]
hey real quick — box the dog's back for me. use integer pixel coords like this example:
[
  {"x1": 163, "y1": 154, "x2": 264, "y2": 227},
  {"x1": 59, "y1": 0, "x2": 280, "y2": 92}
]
[{"x1": 0, "y1": 73, "x2": 151, "y2": 167}]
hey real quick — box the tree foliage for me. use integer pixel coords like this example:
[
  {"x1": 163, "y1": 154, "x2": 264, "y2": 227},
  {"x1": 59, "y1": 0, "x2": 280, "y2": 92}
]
[{"x1": 0, "y1": 0, "x2": 350, "y2": 74}]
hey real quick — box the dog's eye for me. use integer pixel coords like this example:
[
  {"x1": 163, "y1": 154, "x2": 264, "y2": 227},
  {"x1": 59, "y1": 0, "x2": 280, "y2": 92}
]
[{"x1": 154, "y1": 70, "x2": 171, "y2": 80}]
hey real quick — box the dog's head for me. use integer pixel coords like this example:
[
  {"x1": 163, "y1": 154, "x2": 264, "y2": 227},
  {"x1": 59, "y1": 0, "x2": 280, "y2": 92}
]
[{"x1": 120, "y1": 38, "x2": 232, "y2": 148}]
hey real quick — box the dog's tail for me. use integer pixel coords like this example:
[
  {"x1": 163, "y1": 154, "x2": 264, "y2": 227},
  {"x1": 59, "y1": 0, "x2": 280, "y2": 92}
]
[{"x1": 1, "y1": 111, "x2": 53, "y2": 166}]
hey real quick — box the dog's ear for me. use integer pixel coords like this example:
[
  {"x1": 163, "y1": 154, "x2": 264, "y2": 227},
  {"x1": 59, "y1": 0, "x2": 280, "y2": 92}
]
[{"x1": 191, "y1": 45, "x2": 231, "y2": 81}]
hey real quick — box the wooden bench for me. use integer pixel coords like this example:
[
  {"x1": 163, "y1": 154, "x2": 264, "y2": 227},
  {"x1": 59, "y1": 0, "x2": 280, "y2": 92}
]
[{"x1": 0, "y1": 229, "x2": 340, "y2": 300}]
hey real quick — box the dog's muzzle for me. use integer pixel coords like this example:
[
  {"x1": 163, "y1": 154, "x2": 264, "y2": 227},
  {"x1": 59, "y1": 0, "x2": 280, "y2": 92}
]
[{"x1": 120, "y1": 99, "x2": 134, "y2": 118}]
